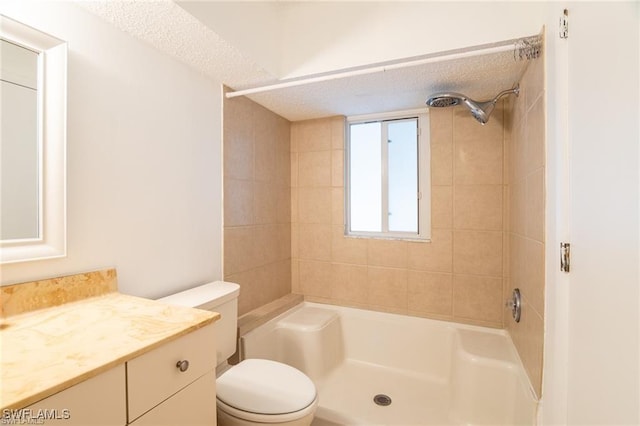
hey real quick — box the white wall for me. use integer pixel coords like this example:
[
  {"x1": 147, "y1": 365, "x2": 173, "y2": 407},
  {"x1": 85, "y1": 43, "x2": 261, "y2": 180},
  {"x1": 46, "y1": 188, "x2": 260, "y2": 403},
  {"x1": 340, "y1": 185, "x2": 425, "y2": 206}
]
[
  {"x1": 0, "y1": 1, "x2": 223, "y2": 299},
  {"x1": 176, "y1": 1, "x2": 282, "y2": 78},
  {"x1": 565, "y1": 3, "x2": 639, "y2": 424},
  {"x1": 279, "y1": 1, "x2": 547, "y2": 78},
  {"x1": 543, "y1": 2, "x2": 640, "y2": 425}
]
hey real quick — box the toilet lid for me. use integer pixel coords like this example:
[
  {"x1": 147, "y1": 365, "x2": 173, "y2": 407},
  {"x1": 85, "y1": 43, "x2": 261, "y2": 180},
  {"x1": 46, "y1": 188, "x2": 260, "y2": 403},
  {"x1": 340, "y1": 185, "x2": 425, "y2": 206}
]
[{"x1": 217, "y1": 359, "x2": 316, "y2": 415}]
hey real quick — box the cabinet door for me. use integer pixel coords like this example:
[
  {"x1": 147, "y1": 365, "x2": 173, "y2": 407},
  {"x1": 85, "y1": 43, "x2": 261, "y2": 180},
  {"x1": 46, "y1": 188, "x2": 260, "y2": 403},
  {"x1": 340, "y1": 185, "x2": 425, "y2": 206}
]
[
  {"x1": 131, "y1": 370, "x2": 216, "y2": 426},
  {"x1": 26, "y1": 365, "x2": 126, "y2": 425}
]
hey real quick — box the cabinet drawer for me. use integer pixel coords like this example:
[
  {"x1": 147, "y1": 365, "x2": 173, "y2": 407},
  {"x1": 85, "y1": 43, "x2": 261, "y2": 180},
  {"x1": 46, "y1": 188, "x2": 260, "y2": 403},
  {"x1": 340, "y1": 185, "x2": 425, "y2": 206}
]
[
  {"x1": 131, "y1": 370, "x2": 216, "y2": 426},
  {"x1": 26, "y1": 364, "x2": 126, "y2": 425},
  {"x1": 127, "y1": 324, "x2": 216, "y2": 422}
]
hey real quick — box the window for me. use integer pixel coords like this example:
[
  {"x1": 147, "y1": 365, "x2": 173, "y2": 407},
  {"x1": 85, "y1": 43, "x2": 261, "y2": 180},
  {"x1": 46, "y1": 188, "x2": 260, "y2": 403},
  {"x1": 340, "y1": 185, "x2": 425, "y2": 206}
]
[{"x1": 346, "y1": 111, "x2": 430, "y2": 240}]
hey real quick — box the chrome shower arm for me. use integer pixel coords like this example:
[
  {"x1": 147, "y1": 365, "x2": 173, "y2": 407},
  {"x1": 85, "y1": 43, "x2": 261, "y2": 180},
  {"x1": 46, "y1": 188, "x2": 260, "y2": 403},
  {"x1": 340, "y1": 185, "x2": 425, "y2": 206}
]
[{"x1": 492, "y1": 85, "x2": 520, "y2": 103}]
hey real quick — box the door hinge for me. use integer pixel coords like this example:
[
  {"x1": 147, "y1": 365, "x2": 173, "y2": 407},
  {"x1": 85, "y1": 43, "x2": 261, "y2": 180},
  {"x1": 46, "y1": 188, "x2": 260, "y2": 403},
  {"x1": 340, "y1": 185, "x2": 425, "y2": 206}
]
[
  {"x1": 560, "y1": 9, "x2": 569, "y2": 39},
  {"x1": 560, "y1": 242, "x2": 571, "y2": 272}
]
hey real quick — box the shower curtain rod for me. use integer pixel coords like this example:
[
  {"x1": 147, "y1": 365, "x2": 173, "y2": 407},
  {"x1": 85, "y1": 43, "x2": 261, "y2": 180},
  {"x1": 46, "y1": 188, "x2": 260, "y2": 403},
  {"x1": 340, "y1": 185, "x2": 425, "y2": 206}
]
[{"x1": 225, "y1": 35, "x2": 542, "y2": 99}]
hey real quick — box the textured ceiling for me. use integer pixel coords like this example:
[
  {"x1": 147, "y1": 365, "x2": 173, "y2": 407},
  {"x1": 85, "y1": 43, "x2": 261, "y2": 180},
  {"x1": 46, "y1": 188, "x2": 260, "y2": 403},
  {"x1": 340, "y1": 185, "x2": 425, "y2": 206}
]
[
  {"x1": 77, "y1": 0, "x2": 278, "y2": 88},
  {"x1": 79, "y1": 1, "x2": 537, "y2": 122},
  {"x1": 237, "y1": 48, "x2": 532, "y2": 121}
]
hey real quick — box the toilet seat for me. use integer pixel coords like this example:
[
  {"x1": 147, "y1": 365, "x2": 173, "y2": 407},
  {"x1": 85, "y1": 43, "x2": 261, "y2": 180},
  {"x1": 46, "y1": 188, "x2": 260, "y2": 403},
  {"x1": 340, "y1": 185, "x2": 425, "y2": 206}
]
[
  {"x1": 216, "y1": 396, "x2": 318, "y2": 424},
  {"x1": 217, "y1": 359, "x2": 317, "y2": 422}
]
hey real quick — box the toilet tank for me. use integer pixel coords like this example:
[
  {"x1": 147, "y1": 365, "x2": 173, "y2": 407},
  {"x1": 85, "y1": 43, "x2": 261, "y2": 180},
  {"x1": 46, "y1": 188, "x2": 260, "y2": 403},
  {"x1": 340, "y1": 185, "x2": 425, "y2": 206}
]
[{"x1": 157, "y1": 281, "x2": 240, "y2": 365}]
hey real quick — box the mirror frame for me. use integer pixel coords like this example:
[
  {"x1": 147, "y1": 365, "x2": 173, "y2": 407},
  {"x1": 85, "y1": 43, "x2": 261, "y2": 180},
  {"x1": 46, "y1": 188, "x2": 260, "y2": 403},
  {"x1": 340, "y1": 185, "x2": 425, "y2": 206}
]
[{"x1": 1, "y1": 15, "x2": 67, "y2": 264}]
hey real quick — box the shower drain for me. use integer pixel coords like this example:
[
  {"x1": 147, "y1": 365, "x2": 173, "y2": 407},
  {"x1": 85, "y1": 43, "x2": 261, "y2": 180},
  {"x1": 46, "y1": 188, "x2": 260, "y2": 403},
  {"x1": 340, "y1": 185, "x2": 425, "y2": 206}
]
[{"x1": 373, "y1": 394, "x2": 392, "y2": 406}]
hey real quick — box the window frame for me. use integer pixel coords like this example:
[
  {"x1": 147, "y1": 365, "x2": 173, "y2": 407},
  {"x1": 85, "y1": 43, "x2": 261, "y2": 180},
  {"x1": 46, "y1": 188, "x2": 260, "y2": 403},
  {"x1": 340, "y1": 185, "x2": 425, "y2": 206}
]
[{"x1": 345, "y1": 109, "x2": 431, "y2": 241}]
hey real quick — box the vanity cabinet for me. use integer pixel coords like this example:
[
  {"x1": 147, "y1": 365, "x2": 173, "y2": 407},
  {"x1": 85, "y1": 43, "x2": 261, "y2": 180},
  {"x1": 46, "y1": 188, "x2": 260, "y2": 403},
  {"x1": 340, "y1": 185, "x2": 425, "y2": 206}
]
[
  {"x1": 25, "y1": 365, "x2": 126, "y2": 425},
  {"x1": 19, "y1": 323, "x2": 216, "y2": 426},
  {"x1": 131, "y1": 371, "x2": 216, "y2": 425},
  {"x1": 127, "y1": 323, "x2": 217, "y2": 425}
]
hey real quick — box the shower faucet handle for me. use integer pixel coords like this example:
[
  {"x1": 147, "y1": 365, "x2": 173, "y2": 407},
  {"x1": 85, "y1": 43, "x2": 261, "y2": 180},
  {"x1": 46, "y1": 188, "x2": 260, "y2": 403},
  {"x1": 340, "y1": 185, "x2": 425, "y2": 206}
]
[{"x1": 505, "y1": 289, "x2": 522, "y2": 323}]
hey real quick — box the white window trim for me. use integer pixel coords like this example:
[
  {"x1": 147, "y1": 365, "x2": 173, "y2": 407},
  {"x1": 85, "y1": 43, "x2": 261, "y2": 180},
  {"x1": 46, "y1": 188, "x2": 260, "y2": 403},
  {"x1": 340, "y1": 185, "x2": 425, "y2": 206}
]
[{"x1": 345, "y1": 109, "x2": 431, "y2": 241}]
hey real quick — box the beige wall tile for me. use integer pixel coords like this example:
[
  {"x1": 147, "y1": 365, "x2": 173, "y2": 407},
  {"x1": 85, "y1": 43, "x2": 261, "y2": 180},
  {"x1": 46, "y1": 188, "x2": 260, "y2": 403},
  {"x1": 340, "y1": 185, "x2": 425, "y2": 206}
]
[
  {"x1": 407, "y1": 229, "x2": 453, "y2": 272},
  {"x1": 429, "y1": 108, "x2": 453, "y2": 146},
  {"x1": 332, "y1": 226, "x2": 367, "y2": 265},
  {"x1": 291, "y1": 187, "x2": 299, "y2": 224},
  {"x1": 332, "y1": 188, "x2": 345, "y2": 225},
  {"x1": 453, "y1": 230, "x2": 502, "y2": 276},
  {"x1": 505, "y1": 57, "x2": 546, "y2": 398},
  {"x1": 276, "y1": 185, "x2": 291, "y2": 224},
  {"x1": 453, "y1": 274, "x2": 503, "y2": 324},
  {"x1": 332, "y1": 150, "x2": 344, "y2": 187},
  {"x1": 509, "y1": 117, "x2": 526, "y2": 184},
  {"x1": 299, "y1": 260, "x2": 332, "y2": 298},
  {"x1": 509, "y1": 180, "x2": 526, "y2": 235},
  {"x1": 224, "y1": 132, "x2": 254, "y2": 181},
  {"x1": 454, "y1": 102, "x2": 504, "y2": 143},
  {"x1": 254, "y1": 181, "x2": 277, "y2": 224},
  {"x1": 331, "y1": 116, "x2": 345, "y2": 150},
  {"x1": 503, "y1": 108, "x2": 513, "y2": 187},
  {"x1": 290, "y1": 153, "x2": 298, "y2": 188},
  {"x1": 252, "y1": 225, "x2": 272, "y2": 267},
  {"x1": 298, "y1": 119, "x2": 332, "y2": 152},
  {"x1": 431, "y1": 185, "x2": 453, "y2": 229},
  {"x1": 290, "y1": 123, "x2": 299, "y2": 153},
  {"x1": 255, "y1": 122, "x2": 277, "y2": 182},
  {"x1": 524, "y1": 239, "x2": 545, "y2": 317},
  {"x1": 224, "y1": 226, "x2": 257, "y2": 275},
  {"x1": 224, "y1": 98, "x2": 254, "y2": 181},
  {"x1": 431, "y1": 141, "x2": 453, "y2": 185},
  {"x1": 226, "y1": 268, "x2": 259, "y2": 316},
  {"x1": 502, "y1": 186, "x2": 510, "y2": 276},
  {"x1": 454, "y1": 138, "x2": 504, "y2": 185},
  {"x1": 276, "y1": 133, "x2": 291, "y2": 187},
  {"x1": 526, "y1": 167, "x2": 545, "y2": 242},
  {"x1": 298, "y1": 223, "x2": 332, "y2": 261},
  {"x1": 224, "y1": 179, "x2": 254, "y2": 227},
  {"x1": 508, "y1": 234, "x2": 526, "y2": 295},
  {"x1": 291, "y1": 222, "x2": 299, "y2": 258},
  {"x1": 454, "y1": 185, "x2": 503, "y2": 231},
  {"x1": 224, "y1": 95, "x2": 292, "y2": 316},
  {"x1": 275, "y1": 223, "x2": 292, "y2": 262},
  {"x1": 298, "y1": 150, "x2": 331, "y2": 187},
  {"x1": 367, "y1": 238, "x2": 408, "y2": 268},
  {"x1": 331, "y1": 263, "x2": 368, "y2": 303},
  {"x1": 508, "y1": 301, "x2": 544, "y2": 397},
  {"x1": 526, "y1": 97, "x2": 545, "y2": 174},
  {"x1": 407, "y1": 271, "x2": 453, "y2": 315},
  {"x1": 291, "y1": 259, "x2": 300, "y2": 293},
  {"x1": 523, "y1": 56, "x2": 544, "y2": 112},
  {"x1": 367, "y1": 267, "x2": 408, "y2": 310},
  {"x1": 454, "y1": 108, "x2": 504, "y2": 185},
  {"x1": 298, "y1": 187, "x2": 332, "y2": 224},
  {"x1": 258, "y1": 261, "x2": 291, "y2": 305}
]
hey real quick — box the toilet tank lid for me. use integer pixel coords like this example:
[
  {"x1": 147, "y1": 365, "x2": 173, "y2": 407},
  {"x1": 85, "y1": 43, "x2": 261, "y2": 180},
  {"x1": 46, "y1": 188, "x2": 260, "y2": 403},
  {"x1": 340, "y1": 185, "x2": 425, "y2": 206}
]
[{"x1": 157, "y1": 281, "x2": 239, "y2": 309}]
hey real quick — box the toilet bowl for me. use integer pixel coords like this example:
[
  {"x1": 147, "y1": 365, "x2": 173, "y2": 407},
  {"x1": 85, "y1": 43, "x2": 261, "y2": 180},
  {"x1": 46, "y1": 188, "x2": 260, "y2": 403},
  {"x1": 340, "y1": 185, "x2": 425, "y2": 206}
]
[
  {"x1": 216, "y1": 359, "x2": 318, "y2": 426},
  {"x1": 157, "y1": 282, "x2": 317, "y2": 426}
]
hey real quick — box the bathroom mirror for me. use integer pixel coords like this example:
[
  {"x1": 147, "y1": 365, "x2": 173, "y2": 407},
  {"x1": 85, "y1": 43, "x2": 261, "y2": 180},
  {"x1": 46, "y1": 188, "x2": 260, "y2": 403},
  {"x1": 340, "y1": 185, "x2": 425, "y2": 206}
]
[{"x1": 0, "y1": 15, "x2": 67, "y2": 264}]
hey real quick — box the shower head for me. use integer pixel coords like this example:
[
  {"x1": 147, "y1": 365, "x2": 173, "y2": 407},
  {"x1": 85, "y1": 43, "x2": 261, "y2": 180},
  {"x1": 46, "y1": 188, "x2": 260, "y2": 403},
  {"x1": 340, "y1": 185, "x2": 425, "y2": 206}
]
[{"x1": 426, "y1": 85, "x2": 520, "y2": 125}]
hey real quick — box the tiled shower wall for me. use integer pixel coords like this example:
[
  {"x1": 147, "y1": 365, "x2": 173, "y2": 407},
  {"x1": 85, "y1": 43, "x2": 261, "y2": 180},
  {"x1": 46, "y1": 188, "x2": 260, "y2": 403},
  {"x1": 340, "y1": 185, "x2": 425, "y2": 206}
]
[
  {"x1": 291, "y1": 105, "x2": 507, "y2": 328},
  {"x1": 224, "y1": 62, "x2": 545, "y2": 395},
  {"x1": 505, "y1": 55, "x2": 545, "y2": 397},
  {"x1": 223, "y1": 94, "x2": 292, "y2": 316}
]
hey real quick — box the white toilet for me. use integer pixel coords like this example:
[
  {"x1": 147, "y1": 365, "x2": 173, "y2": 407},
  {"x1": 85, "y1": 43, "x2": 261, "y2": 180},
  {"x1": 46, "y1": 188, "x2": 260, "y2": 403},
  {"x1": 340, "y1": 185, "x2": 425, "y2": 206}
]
[{"x1": 158, "y1": 281, "x2": 318, "y2": 426}]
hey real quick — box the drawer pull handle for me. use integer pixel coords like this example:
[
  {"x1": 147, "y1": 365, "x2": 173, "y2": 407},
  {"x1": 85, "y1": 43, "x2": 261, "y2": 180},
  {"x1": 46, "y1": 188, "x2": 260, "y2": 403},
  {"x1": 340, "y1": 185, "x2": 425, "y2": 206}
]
[{"x1": 176, "y1": 360, "x2": 190, "y2": 372}]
